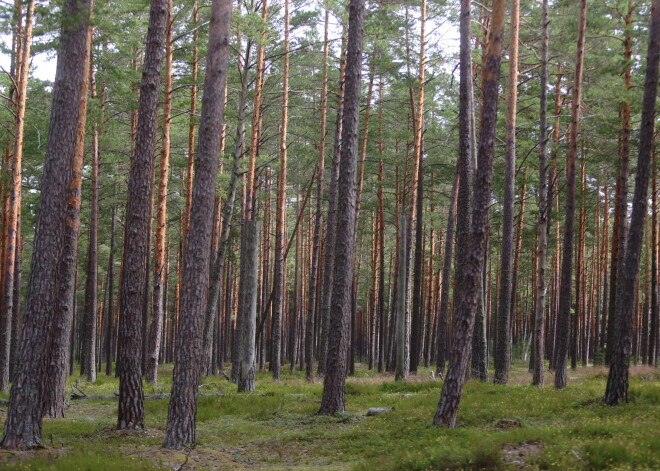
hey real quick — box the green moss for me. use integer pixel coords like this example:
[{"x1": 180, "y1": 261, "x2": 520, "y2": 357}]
[
  {"x1": 0, "y1": 450, "x2": 166, "y2": 471},
  {"x1": 1, "y1": 364, "x2": 658, "y2": 470}
]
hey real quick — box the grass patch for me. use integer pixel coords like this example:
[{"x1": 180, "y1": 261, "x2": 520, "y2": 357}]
[{"x1": 0, "y1": 363, "x2": 658, "y2": 470}]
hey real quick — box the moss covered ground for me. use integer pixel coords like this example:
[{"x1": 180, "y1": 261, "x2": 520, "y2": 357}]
[{"x1": 0, "y1": 363, "x2": 657, "y2": 470}]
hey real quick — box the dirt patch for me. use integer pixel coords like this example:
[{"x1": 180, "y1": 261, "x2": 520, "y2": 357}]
[{"x1": 502, "y1": 440, "x2": 543, "y2": 468}]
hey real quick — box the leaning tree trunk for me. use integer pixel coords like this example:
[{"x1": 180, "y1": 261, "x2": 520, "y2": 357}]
[
  {"x1": 605, "y1": 0, "x2": 660, "y2": 405},
  {"x1": 433, "y1": 0, "x2": 505, "y2": 428},
  {"x1": 494, "y1": 0, "x2": 519, "y2": 385},
  {"x1": 0, "y1": 0, "x2": 90, "y2": 449},
  {"x1": 163, "y1": 0, "x2": 231, "y2": 449},
  {"x1": 318, "y1": 0, "x2": 365, "y2": 415},
  {"x1": 554, "y1": 0, "x2": 587, "y2": 389},
  {"x1": 117, "y1": 0, "x2": 168, "y2": 429}
]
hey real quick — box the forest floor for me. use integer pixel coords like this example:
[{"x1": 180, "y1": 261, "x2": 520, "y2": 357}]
[{"x1": 0, "y1": 362, "x2": 658, "y2": 470}]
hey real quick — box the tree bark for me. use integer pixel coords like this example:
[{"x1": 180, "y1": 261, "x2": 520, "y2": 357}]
[
  {"x1": 318, "y1": 0, "x2": 365, "y2": 414},
  {"x1": 117, "y1": 0, "x2": 168, "y2": 429},
  {"x1": 433, "y1": 0, "x2": 505, "y2": 428},
  {"x1": 146, "y1": 0, "x2": 173, "y2": 384},
  {"x1": 605, "y1": 0, "x2": 660, "y2": 405},
  {"x1": 306, "y1": 9, "x2": 330, "y2": 381},
  {"x1": 271, "y1": 0, "x2": 290, "y2": 380},
  {"x1": 532, "y1": 0, "x2": 549, "y2": 387},
  {"x1": 163, "y1": 0, "x2": 231, "y2": 448},
  {"x1": 554, "y1": 0, "x2": 587, "y2": 389},
  {"x1": 494, "y1": 0, "x2": 519, "y2": 385},
  {"x1": 237, "y1": 220, "x2": 259, "y2": 392},
  {"x1": 0, "y1": 0, "x2": 33, "y2": 393},
  {"x1": 1, "y1": 0, "x2": 91, "y2": 448}
]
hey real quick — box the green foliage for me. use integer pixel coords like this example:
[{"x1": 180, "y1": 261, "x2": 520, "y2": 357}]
[{"x1": 0, "y1": 450, "x2": 166, "y2": 471}]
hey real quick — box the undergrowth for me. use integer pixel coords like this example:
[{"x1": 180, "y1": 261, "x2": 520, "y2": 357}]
[{"x1": 0, "y1": 363, "x2": 657, "y2": 470}]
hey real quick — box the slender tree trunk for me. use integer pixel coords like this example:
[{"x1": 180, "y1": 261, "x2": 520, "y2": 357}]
[
  {"x1": 554, "y1": 0, "x2": 587, "y2": 389},
  {"x1": 607, "y1": 0, "x2": 634, "y2": 365},
  {"x1": 238, "y1": 220, "x2": 259, "y2": 392},
  {"x1": 0, "y1": 0, "x2": 33, "y2": 393},
  {"x1": 81, "y1": 58, "x2": 100, "y2": 383},
  {"x1": 436, "y1": 170, "x2": 458, "y2": 376},
  {"x1": 494, "y1": 0, "x2": 519, "y2": 385},
  {"x1": 317, "y1": 34, "x2": 347, "y2": 377},
  {"x1": 533, "y1": 0, "x2": 549, "y2": 387},
  {"x1": 318, "y1": 0, "x2": 365, "y2": 414},
  {"x1": 306, "y1": 9, "x2": 330, "y2": 381},
  {"x1": 146, "y1": 0, "x2": 173, "y2": 384},
  {"x1": 163, "y1": 0, "x2": 231, "y2": 448},
  {"x1": 395, "y1": 212, "x2": 408, "y2": 382},
  {"x1": 433, "y1": 0, "x2": 505, "y2": 428},
  {"x1": 605, "y1": 0, "x2": 660, "y2": 404},
  {"x1": 271, "y1": 0, "x2": 290, "y2": 380},
  {"x1": 105, "y1": 205, "x2": 116, "y2": 376},
  {"x1": 117, "y1": 0, "x2": 168, "y2": 429}
]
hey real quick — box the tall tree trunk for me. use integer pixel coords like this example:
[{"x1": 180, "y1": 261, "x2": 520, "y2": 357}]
[
  {"x1": 183, "y1": 1, "x2": 199, "y2": 240},
  {"x1": 306, "y1": 8, "x2": 330, "y2": 381},
  {"x1": 532, "y1": 0, "x2": 549, "y2": 387},
  {"x1": 436, "y1": 170, "x2": 458, "y2": 376},
  {"x1": 271, "y1": 0, "x2": 290, "y2": 380},
  {"x1": 117, "y1": 0, "x2": 168, "y2": 429},
  {"x1": 163, "y1": 0, "x2": 231, "y2": 448},
  {"x1": 146, "y1": 0, "x2": 173, "y2": 384},
  {"x1": 433, "y1": 0, "x2": 505, "y2": 428},
  {"x1": 395, "y1": 212, "x2": 408, "y2": 382},
  {"x1": 450, "y1": 0, "x2": 476, "y2": 386},
  {"x1": 605, "y1": 0, "x2": 660, "y2": 405},
  {"x1": 607, "y1": 0, "x2": 634, "y2": 365},
  {"x1": 554, "y1": 0, "x2": 587, "y2": 389},
  {"x1": 0, "y1": 0, "x2": 33, "y2": 393},
  {"x1": 105, "y1": 204, "x2": 116, "y2": 376},
  {"x1": 1, "y1": 0, "x2": 91, "y2": 449},
  {"x1": 650, "y1": 153, "x2": 658, "y2": 367},
  {"x1": 494, "y1": 0, "x2": 519, "y2": 385},
  {"x1": 237, "y1": 220, "x2": 259, "y2": 392},
  {"x1": 318, "y1": 0, "x2": 365, "y2": 414},
  {"x1": 81, "y1": 58, "x2": 100, "y2": 383}
]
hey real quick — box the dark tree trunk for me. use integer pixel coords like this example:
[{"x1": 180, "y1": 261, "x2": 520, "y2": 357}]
[
  {"x1": 436, "y1": 169, "x2": 458, "y2": 376},
  {"x1": 1, "y1": 0, "x2": 91, "y2": 449},
  {"x1": 117, "y1": 0, "x2": 168, "y2": 429},
  {"x1": 533, "y1": 0, "x2": 549, "y2": 387},
  {"x1": 494, "y1": 0, "x2": 519, "y2": 385},
  {"x1": 433, "y1": 0, "x2": 505, "y2": 428},
  {"x1": 105, "y1": 205, "x2": 116, "y2": 376},
  {"x1": 238, "y1": 219, "x2": 259, "y2": 392},
  {"x1": 317, "y1": 35, "x2": 346, "y2": 377},
  {"x1": 605, "y1": 0, "x2": 660, "y2": 405},
  {"x1": 146, "y1": 0, "x2": 173, "y2": 384},
  {"x1": 318, "y1": 0, "x2": 365, "y2": 414},
  {"x1": 163, "y1": 0, "x2": 231, "y2": 448},
  {"x1": 554, "y1": 0, "x2": 587, "y2": 389},
  {"x1": 82, "y1": 61, "x2": 100, "y2": 383}
]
